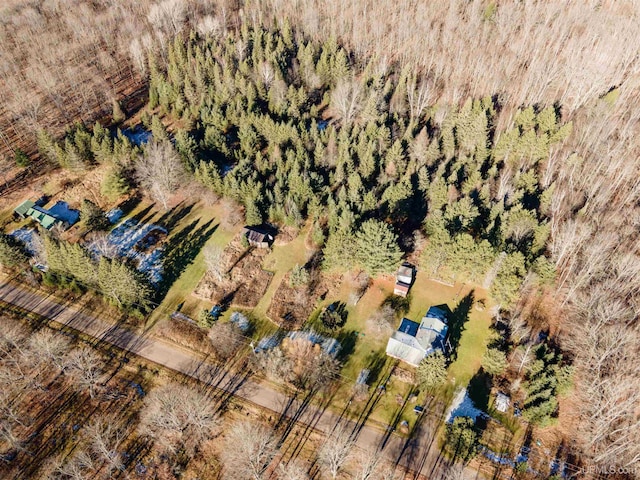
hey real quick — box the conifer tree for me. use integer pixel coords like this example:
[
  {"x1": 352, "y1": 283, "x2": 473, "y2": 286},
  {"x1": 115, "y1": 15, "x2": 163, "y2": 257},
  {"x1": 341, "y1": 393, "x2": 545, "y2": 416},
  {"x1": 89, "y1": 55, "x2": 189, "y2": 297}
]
[
  {"x1": 354, "y1": 219, "x2": 402, "y2": 276},
  {"x1": 0, "y1": 233, "x2": 28, "y2": 269}
]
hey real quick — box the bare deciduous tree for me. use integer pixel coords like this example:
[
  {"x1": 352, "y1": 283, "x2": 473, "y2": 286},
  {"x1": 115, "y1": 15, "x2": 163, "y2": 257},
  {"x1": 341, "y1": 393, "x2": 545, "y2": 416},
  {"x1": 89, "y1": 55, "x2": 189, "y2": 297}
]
[
  {"x1": 366, "y1": 305, "x2": 396, "y2": 337},
  {"x1": 53, "y1": 450, "x2": 95, "y2": 480},
  {"x1": 277, "y1": 461, "x2": 310, "y2": 480},
  {"x1": 317, "y1": 425, "x2": 355, "y2": 480},
  {"x1": 148, "y1": 0, "x2": 186, "y2": 36},
  {"x1": 440, "y1": 464, "x2": 466, "y2": 480},
  {"x1": 203, "y1": 244, "x2": 227, "y2": 281},
  {"x1": 86, "y1": 231, "x2": 118, "y2": 259},
  {"x1": 129, "y1": 37, "x2": 147, "y2": 76},
  {"x1": 281, "y1": 337, "x2": 340, "y2": 391},
  {"x1": 65, "y1": 347, "x2": 103, "y2": 399},
  {"x1": 135, "y1": 141, "x2": 185, "y2": 209},
  {"x1": 331, "y1": 79, "x2": 362, "y2": 125},
  {"x1": 208, "y1": 321, "x2": 244, "y2": 361},
  {"x1": 352, "y1": 449, "x2": 384, "y2": 480},
  {"x1": 220, "y1": 199, "x2": 244, "y2": 229},
  {"x1": 221, "y1": 420, "x2": 277, "y2": 480},
  {"x1": 26, "y1": 329, "x2": 71, "y2": 371},
  {"x1": 84, "y1": 418, "x2": 128, "y2": 474},
  {"x1": 139, "y1": 383, "x2": 221, "y2": 456}
]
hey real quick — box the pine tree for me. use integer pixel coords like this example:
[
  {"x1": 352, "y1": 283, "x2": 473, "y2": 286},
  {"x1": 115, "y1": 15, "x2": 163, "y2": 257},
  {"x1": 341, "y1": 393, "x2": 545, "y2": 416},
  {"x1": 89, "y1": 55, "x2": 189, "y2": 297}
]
[
  {"x1": 417, "y1": 351, "x2": 448, "y2": 391},
  {"x1": 80, "y1": 199, "x2": 109, "y2": 231},
  {"x1": 14, "y1": 149, "x2": 30, "y2": 167},
  {"x1": 482, "y1": 347, "x2": 508, "y2": 376},
  {"x1": 101, "y1": 166, "x2": 130, "y2": 200},
  {"x1": 98, "y1": 257, "x2": 152, "y2": 310},
  {"x1": 0, "y1": 233, "x2": 28, "y2": 269},
  {"x1": 491, "y1": 252, "x2": 526, "y2": 307},
  {"x1": 322, "y1": 230, "x2": 357, "y2": 272},
  {"x1": 112, "y1": 99, "x2": 126, "y2": 123},
  {"x1": 354, "y1": 220, "x2": 402, "y2": 276},
  {"x1": 444, "y1": 417, "x2": 478, "y2": 462}
]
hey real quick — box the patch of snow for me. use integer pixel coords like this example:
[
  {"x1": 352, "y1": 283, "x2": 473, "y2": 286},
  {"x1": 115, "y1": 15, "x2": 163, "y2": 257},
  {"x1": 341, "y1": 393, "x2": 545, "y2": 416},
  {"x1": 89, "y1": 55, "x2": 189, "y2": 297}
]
[
  {"x1": 121, "y1": 126, "x2": 152, "y2": 146},
  {"x1": 9, "y1": 228, "x2": 36, "y2": 255},
  {"x1": 138, "y1": 247, "x2": 164, "y2": 285},
  {"x1": 480, "y1": 446, "x2": 515, "y2": 467},
  {"x1": 356, "y1": 369, "x2": 370, "y2": 385},
  {"x1": 229, "y1": 311, "x2": 250, "y2": 332},
  {"x1": 48, "y1": 201, "x2": 80, "y2": 225},
  {"x1": 105, "y1": 208, "x2": 123, "y2": 224},
  {"x1": 221, "y1": 163, "x2": 234, "y2": 177},
  {"x1": 445, "y1": 388, "x2": 487, "y2": 423},
  {"x1": 98, "y1": 218, "x2": 166, "y2": 284},
  {"x1": 287, "y1": 329, "x2": 341, "y2": 356},
  {"x1": 255, "y1": 334, "x2": 282, "y2": 352}
]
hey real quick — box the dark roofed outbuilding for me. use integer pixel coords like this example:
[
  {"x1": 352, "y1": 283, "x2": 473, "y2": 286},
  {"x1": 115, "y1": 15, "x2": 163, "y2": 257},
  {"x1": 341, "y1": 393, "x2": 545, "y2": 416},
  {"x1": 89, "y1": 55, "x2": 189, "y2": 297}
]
[{"x1": 242, "y1": 226, "x2": 275, "y2": 248}]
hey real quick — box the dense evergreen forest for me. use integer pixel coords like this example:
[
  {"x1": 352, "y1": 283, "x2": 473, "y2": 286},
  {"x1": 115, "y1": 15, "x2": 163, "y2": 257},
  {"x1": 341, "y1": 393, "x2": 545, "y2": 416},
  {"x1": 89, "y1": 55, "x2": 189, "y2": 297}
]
[{"x1": 144, "y1": 26, "x2": 561, "y2": 306}]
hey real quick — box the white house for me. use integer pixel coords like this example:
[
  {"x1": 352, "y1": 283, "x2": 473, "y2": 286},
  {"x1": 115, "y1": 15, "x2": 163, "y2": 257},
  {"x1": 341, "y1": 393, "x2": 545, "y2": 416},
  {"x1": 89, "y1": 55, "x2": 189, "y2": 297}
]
[{"x1": 385, "y1": 306, "x2": 449, "y2": 367}]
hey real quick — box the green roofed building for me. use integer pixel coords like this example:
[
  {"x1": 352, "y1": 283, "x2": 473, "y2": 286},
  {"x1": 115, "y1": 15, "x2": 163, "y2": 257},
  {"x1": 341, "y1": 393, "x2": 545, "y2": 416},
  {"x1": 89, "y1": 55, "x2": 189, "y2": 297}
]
[
  {"x1": 14, "y1": 199, "x2": 79, "y2": 230},
  {"x1": 14, "y1": 200, "x2": 36, "y2": 218},
  {"x1": 26, "y1": 206, "x2": 58, "y2": 229}
]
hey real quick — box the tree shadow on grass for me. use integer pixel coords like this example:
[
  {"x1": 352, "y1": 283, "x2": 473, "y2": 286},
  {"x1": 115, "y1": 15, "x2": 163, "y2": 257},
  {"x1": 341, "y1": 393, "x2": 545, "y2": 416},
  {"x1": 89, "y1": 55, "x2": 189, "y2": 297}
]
[
  {"x1": 115, "y1": 195, "x2": 141, "y2": 217},
  {"x1": 335, "y1": 329, "x2": 358, "y2": 362},
  {"x1": 467, "y1": 368, "x2": 492, "y2": 411},
  {"x1": 156, "y1": 202, "x2": 195, "y2": 233},
  {"x1": 364, "y1": 348, "x2": 388, "y2": 387},
  {"x1": 381, "y1": 294, "x2": 411, "y2": 317},
  {"x1": 129, "y1": 203, "x2": 156, "y2": 225},
  {"x1": 155, "y1": 219, "x2": 218, "y2": 302},
  {"x1": 447, "y1": 291, "x2": 474, "y2": 360}
]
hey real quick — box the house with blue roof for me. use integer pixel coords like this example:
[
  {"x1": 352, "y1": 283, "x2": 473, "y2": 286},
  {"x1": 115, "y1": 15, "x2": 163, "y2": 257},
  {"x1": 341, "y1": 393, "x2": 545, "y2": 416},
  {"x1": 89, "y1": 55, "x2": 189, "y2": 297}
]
[{"x1": 385, "y1": 306, "x2": 449, "y2": 367}]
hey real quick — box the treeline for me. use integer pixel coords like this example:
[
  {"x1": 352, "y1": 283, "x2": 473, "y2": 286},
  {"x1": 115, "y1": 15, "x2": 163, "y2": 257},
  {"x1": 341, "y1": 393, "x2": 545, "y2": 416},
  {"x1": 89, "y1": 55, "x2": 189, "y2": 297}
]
[
  {"x1": 43, "y1": 236, "x2": 152, "y2": 313},
  {"x1": 37, "y1": 122, "x2": 138, "y2": 200},
  {"x1": 142, "y1": 25, "x2": 564, "y2": 305}
]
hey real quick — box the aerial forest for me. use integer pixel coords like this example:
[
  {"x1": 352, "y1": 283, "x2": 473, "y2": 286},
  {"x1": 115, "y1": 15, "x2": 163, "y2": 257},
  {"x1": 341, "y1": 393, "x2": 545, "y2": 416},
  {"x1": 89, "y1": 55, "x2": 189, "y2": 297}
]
[{"x1": 1, "y1": 0, "x2": 639, "y2": 476}]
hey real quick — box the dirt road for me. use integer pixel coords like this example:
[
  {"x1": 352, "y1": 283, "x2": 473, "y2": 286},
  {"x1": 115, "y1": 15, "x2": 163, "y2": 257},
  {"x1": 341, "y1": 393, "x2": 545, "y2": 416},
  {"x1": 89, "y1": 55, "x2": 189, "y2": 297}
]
[{"x1": 0, "y1": 280, "x2": 448, "y2": 478}]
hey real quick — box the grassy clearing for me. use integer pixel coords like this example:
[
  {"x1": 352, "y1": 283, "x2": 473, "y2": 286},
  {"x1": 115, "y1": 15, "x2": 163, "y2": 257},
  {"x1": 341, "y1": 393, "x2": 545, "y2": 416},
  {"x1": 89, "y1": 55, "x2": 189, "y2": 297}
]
[
  {"x1": 304, "y1": 269, "x2": 493, "y2": 429},
  {"x1": 144, "y1": 201, "x2": 241, "y2": 324}
]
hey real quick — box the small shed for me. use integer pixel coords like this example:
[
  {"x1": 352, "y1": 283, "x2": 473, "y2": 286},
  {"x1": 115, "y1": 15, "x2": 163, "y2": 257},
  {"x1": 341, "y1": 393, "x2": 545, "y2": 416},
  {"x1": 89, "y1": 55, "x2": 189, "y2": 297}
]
[
  {"x1": 394, "y1": 262, "x2": 415, "y2": 297},
  {"x1": 495, "y1": 392, "x2": 511, "y2": 413},
  {"x1": 14, "y1": 200, "x2": 36, "y2": 219},
  {"x1": 242, "y1": 226, "x2": 274, "y2": 248},
  {"x1": 396, "y1": 263, "x2": 415, "y2": 285}
]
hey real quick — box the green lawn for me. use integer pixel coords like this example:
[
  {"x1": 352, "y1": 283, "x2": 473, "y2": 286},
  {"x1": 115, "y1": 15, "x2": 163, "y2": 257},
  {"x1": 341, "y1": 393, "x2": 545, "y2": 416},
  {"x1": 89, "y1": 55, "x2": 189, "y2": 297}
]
[
  {"x1": 303, "y1": 269, "x2": 493, "y2": 429},
  {"x1": 121, "y1": 200, "x2": 240, "y2": 325}
]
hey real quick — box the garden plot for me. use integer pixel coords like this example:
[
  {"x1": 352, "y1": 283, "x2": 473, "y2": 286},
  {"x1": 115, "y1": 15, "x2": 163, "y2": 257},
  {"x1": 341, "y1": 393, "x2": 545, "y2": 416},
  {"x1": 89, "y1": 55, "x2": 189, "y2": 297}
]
[
  {"x1": 267, "y1": 271, "x2": 342, "y2": 329},
  {"x1": 104, "y1": 219, "x2": 166, "y2": 284},
  {"x1": 193, "y1": 236, "x2": 273, "y2": 308}
]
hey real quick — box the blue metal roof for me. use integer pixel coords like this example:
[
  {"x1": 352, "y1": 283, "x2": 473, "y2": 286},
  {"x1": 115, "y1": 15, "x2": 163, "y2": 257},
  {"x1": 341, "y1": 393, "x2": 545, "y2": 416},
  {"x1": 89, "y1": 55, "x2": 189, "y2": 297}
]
[{"x1": 398, "y1": 318, "x2": 420, "y2": 337}]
